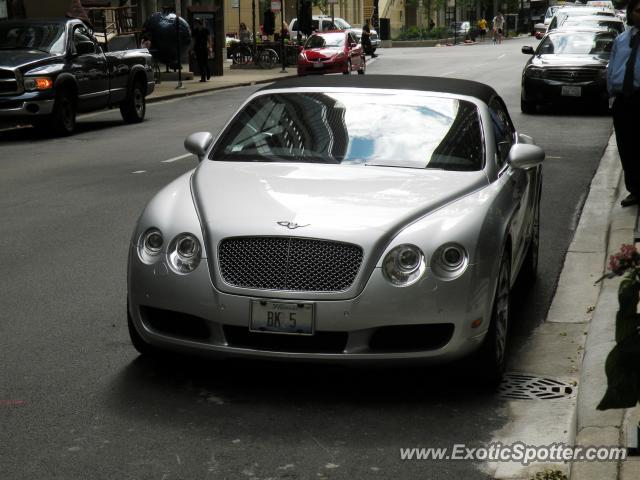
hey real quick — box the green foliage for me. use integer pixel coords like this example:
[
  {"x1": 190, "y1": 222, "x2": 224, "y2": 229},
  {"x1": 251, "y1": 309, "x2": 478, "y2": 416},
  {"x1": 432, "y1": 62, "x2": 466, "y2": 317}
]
[
  {"x1": 529, "y1": 470, "x2": 568, "y2": 480},
  {"x1": 311, "y1": 0, "x2": 328, "y2": 15}
]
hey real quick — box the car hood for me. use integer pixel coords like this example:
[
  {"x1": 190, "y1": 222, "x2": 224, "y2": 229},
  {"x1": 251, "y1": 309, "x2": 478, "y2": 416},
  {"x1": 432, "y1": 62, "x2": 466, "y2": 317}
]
[
  {"x1": 303, "y1": 47, "x2": 341, "y2": 59},
  {"x1": 531, "y1": 54, "x2": 608, "y2": 67},
  {"x1": 0, "y1": 50, "x2": 53, "y2": 69},
  {"x1": 192, "y1": 161, "x2": 488, "y2": 245}
]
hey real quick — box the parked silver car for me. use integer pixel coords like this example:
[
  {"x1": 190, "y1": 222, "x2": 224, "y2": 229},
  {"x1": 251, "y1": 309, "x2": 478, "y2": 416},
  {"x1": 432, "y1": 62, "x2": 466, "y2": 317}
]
[{"x1": 127, "y1": 76, "x2": 544, "y2": 384}]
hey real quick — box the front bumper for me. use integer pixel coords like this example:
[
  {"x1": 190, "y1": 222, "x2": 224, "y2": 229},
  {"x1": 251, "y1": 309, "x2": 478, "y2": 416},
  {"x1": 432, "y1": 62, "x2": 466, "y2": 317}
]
[
  {"x1": 0, "y1": 92, "x2": 55, "y2": 117},
  {"x1": 127, "y1": 246, "x2": 493, "y2": 363},
  {"x1": 297, "y1": 59, "x2": 346, "y2": 76},
  {"x1": 522, "y1": 76, "x2": 608, "y2": 105}
]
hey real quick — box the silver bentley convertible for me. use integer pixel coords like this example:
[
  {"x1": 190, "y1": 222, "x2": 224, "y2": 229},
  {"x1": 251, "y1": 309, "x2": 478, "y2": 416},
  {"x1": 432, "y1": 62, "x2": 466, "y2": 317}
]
[{"x1": 127, "y1": 76, "x2": 544, "y2": 383}]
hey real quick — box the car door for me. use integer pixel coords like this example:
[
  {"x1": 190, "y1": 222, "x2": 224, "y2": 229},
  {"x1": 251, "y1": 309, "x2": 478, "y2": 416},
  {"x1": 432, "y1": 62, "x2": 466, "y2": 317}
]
[
  {"x1": 347, "y1": 32, "x2": 361, "y2": 68},
  {"x1": 69, "y1": 24, "x2": 109, "y2": 111},
  {"x1": 489, "y1": 96, "x2": 531, "y2": 273}
]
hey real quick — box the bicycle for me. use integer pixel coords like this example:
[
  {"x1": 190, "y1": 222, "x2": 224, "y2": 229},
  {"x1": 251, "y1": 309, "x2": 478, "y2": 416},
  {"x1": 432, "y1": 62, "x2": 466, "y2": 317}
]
[{"x1": 231, "y1": 43, "x2": 280, "y2": 69}]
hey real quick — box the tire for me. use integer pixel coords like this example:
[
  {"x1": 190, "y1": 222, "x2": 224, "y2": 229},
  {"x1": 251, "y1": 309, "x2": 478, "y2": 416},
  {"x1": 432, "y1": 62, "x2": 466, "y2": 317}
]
[
  {"x1": 43, "y1": 88, "x2": 76, "y2": 136},
  {"x1": 474, "y1": 253, "x2": 511, "y2": 387},
  {"x1": 120, "y1": 80, "x2": 146, "y2": 124},
  {"x1": 343, "y1": 59, "x2": 352, "y2": 75},
  {"x1": 520, "y1": 196, "x2": 540, "y2": 285},
  {"x1": 521, "y1": 97, "x2": 536, "y2": 114},
  {"x1": 232, "y1": 45, "x2": 252, "y2": 65},
  {"x1": 258, "y1": 49, "x2": 279, "y2": 69},
  {"x1": 358, "y1": 56, "x2": 366, "y2": 74},
  {"x1": 127, "y1": 301, "x2": 158, "y2": 356}
]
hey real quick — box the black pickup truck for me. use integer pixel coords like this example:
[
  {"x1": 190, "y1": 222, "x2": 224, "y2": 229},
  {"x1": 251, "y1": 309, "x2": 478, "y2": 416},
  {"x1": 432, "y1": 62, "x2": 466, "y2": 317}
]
[{"x1": 0, "y1": 18, "x2": 155, "y2": 135}]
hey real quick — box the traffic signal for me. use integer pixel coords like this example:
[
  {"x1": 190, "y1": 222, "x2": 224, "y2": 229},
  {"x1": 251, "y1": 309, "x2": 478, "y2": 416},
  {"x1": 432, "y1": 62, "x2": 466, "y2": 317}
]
[{"x1": 299, "y1": 0, "x2": 312, "y2": 35}]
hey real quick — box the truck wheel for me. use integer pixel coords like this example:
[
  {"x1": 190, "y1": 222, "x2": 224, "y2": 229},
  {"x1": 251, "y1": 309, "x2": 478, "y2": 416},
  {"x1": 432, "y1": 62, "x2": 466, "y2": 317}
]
[
  {"x1": 120, "y1": 80, "x2": 146, "y2": 123},
  {"x1": 43, "y1": 89, "x2": 76, "y2": 136}
]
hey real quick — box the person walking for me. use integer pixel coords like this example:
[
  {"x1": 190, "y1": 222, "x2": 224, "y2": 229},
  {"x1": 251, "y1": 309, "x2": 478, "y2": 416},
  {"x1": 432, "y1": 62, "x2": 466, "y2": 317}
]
[
  {"x1": 492, "y1": 12, "x2": 504, "y2": 44},
  {"x1": 191, "y1": 18, "x2": 211, "y2": 82},
  {"x1": 478, "y1": 17, "x2": 488, "y2": 42},
  {"x1": 361, "y1": 19, "x2": 377, "y2": 58},
  {"x1": 608, "y1": 0, "x2": 640, "y2": 206}
]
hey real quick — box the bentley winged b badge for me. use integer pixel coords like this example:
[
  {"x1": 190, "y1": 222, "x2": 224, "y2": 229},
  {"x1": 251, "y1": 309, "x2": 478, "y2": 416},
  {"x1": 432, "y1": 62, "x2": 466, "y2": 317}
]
[{"x1": 277, "y1": 221, "x2": 310, "y2": 230}]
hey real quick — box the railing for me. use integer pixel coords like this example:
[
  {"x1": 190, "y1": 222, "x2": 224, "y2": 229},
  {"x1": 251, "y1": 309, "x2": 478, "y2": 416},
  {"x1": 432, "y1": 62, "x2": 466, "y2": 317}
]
[{"x1": 85, "y1": 4, "x2": 140, "y2": 45}]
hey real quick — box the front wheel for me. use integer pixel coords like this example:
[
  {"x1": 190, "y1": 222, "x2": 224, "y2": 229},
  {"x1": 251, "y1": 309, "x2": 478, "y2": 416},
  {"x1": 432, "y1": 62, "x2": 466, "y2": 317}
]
[
  {"x1": 258, "y1": 48, "x2": 279, "y2": 69},
  {"x1": 120, "y1": 80, "x2": 146, "y2": 123},
  {"x1": 474, "y1": 253, "x2": 511, "y2": 387},
  {"x1": 520, "y1": 196, "x2": 540, "y2": 285},
  {"x1": 38, "y1": 89, "x2": 77, "y2": 136}
]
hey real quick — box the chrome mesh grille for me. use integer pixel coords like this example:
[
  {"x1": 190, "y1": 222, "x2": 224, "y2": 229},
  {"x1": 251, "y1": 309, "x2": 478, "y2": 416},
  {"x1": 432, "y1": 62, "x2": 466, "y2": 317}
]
[
  {"x1": 544, "y1": 68, "x2": 601, "y2": 83},
  {"x1": 218, "y1": 237, "x2": 363, "y2": 292}
]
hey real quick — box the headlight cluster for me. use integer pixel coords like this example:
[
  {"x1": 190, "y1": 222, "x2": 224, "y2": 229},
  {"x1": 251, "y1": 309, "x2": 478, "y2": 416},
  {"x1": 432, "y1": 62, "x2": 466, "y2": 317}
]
[
  {"x1": 382, "y1": 244, "x2": 426, "y2": 287},
  {"x1": 382, "y1": 242, "x2": 469, "y2": 286},
  {"x1": 431, "y1": 243, "x2": 469, "y2": 280},
  {"x1": 525, "y1": 67, "x2": 544, "y2": 79},
  {"x1": 137, "y1": 228, "x2": 201, "y2": 274},
  {"x1": 24, "y1": 77, "x2": 53, "y2": 91}
]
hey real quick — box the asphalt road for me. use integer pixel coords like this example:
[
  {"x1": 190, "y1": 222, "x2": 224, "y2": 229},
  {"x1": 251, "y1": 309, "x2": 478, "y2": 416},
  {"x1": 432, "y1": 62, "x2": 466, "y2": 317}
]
[{"x1": 0, "y1": 38, "x2": 614, "y2": 480}]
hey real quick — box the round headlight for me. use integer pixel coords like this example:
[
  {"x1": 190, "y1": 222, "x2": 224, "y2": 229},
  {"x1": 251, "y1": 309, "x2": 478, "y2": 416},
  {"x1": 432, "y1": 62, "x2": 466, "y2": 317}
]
[
  {"x1": 526, "y1": 67, "x2": 543, "y2": 79},
  {"x1": 382, "y1": 244, "x2": 426, "y2": 287},
  {"x1": 138, "y1": 228, "x2": 163, "y2": 264},
  {"x1": 431, "y1": 243, "x2": 469, "y2": 280},
  {"x1": 167, "y1": 233, "x2": 201, "y2": 274}
]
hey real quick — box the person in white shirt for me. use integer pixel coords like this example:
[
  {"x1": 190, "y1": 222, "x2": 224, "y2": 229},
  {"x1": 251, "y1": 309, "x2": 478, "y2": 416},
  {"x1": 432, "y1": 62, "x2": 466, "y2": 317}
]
[{"x1": 492, "y1": 12, "x2": 504, "y2": 44}]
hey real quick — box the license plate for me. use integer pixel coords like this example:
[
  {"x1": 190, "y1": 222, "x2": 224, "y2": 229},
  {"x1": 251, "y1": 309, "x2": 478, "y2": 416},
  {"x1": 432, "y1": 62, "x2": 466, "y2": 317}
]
[
  {"x1": 561, "y1": 86, "x2": 581, "y2": 97},
  {"x1": 250, "y1": 300, "x2": 314, "y2": 335},
  {"x1": 313, "y1": 62, "x2": 323, "y2": 68}
]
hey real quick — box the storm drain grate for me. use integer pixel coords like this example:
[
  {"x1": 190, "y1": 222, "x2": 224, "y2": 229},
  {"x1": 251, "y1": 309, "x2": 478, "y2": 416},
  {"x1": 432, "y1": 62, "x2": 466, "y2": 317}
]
[{"x1": 498, "y1": 373, "x2": 576, "y2": 400}]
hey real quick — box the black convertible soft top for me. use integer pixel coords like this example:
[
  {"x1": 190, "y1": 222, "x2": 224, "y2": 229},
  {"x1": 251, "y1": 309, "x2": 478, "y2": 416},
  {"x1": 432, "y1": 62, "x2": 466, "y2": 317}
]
[{"x1": 258, "y1": 75, "x2": 498, "y2": 104}]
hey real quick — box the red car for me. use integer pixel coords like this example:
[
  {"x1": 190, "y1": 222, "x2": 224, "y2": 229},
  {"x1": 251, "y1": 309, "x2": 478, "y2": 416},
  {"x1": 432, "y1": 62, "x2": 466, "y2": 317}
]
[{"x1": 297, "y1": 31, "x2": 366, "y2": 76}]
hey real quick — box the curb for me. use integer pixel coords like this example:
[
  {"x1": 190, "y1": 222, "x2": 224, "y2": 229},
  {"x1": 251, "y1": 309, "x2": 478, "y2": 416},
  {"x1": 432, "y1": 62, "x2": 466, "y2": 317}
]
[
  {"x1": 570, "y1": 135, "x2": 637, "y2": 480},
  {"x1": 146, "y1": 73, "x2": 299, "y2": 105}
]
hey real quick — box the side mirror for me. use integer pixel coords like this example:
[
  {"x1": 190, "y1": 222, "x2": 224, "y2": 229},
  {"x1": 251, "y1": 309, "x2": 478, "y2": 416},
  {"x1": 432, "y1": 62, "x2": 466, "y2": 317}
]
[
  {"x1": 184, "y1": 132, "x2": 214, "y2": 162},
  {"x1": 508, "y1": 143, "x2": 545, "y2": 169},
  {"x1": 76, "y1": 41, "x2": 95, "y2": 55},
  {"x1": 522, "y1": 45, "x2": 535, "y2": 55}
]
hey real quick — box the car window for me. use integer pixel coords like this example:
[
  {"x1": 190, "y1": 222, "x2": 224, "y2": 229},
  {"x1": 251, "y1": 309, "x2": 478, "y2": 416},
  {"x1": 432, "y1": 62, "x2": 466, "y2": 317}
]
[
  {"x1": 0, "y1": 22, "x2": 66, "y2": 53},
  {"x1": 334, "y1": 18, "x2": 351, "y2": 29},
  {"x1": 488, "y1": 97, "x2": 515, "y2": 170},
  {"x1": 305, "y1": 33, "x2": 344, "y2": 48},
  {"x1": 210, "y1": 92, "x2": 485, "y2": 171},
  {"x1": 539, "y1": 31, "x2": 615, "y2": 55}
]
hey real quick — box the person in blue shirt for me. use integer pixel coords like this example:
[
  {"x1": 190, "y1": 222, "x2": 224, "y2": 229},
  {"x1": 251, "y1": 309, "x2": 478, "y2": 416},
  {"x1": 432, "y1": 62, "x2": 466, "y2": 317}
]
[{"x1": 608, "y1": 0, "x2": 640, "y2": 206}]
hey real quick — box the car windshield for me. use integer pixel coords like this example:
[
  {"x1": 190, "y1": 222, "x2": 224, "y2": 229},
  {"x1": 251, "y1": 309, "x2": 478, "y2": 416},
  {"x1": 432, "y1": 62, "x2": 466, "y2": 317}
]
[
  {"x1": 538, "y1": 31, "x2": 615, "y2": 55},
  {"x1": 334, "y1": 18, "x2": 351, "y2": 29},
  {"x1": 562, "y1": 18, "x2": 623, "y2": 32},
  {"x1": 210, "y1": 92, "x2": 484, "y2": 171},
  {"x1": 305, "y1": 33, "x2": 345, "y2": 48},
  {"x1": 0, "y1": 22, "x2": 66, "y2": 53}
]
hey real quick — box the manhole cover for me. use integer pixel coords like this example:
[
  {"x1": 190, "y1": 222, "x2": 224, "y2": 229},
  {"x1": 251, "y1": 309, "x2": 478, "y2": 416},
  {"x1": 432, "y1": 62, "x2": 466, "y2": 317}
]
[{"x1": 498, "y1": 373, "x2": 576, "y2": 400}]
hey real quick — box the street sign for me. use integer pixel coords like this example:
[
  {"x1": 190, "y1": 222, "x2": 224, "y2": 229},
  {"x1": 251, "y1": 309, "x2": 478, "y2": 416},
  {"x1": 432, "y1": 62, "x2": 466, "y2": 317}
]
[
  {"x1": 327, "y1": 0, "x2": 338, "y2": 4},
  {"x1": 271, "y1": 0, "x2": 281, "y2": 11},
  {"x1": 232, "y1": 0, "x2": 239, "y2": 8}
]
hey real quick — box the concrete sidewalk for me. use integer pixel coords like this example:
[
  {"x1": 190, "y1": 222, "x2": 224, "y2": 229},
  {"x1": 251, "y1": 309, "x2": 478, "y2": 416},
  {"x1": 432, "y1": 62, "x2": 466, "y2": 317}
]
[
  {"x1": 569, "y1": 136, "x2": 640, "y2": 478},
  {"x1": 146, "y1": 59, "x2": 298, "y2": 104}
]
